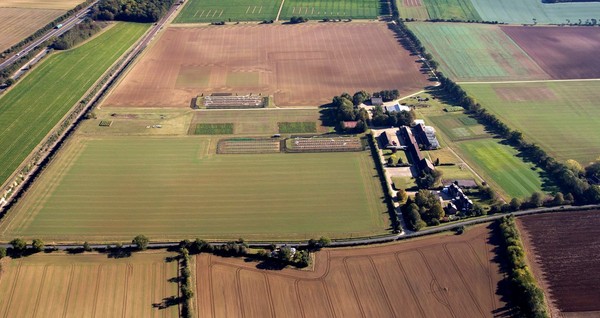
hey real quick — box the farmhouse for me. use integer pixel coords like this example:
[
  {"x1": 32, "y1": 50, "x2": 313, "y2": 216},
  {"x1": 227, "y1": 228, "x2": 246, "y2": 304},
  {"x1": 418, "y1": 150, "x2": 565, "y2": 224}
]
[
  {"x1": 400, "y1": 126, "x2": 435, "y2": 174},
  {"x1": 384, "y1": 103, "x2": 411, "y2": 113},
  {"x1": 371, "y1": 97, "x2": 383, "y2": 106},
  {"x1": 379, "y1": 129, "x2": 403, "y2": 150},
  {"x1": 413, "y1": 123, "x2": 440, "y2": 149},
  {"x1": 445, "y1": 182, "x2": 474, "y2": 213}
]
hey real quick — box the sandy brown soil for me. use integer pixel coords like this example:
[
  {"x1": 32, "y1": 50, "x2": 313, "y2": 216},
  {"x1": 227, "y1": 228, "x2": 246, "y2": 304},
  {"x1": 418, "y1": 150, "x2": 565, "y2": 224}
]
[
  {"x1": 501, "y1": 26, "x2": 600, "y2": 80},
  {"x1": 194, "y1": 224, "x2": 511, "y2": 317},
  {"x1": 104, "y1": 22, "x2": 430, "y2": 108},
  {"x1": 517, "y1": 210, "x2": 600, "y2": 317},
  {"x1": 0, "y1": 8, "x2": 64, "y2": 52}
]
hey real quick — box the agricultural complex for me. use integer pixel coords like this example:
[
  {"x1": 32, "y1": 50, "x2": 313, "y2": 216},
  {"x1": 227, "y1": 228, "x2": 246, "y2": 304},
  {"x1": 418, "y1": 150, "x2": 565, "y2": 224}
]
[
  {"x1": 103, "y1": 23, "x2": 429, "y2": 107},
  {"x1": 0, "y1": 252, "x2": 179, "y2": 317},
  {"x1": 195, "y1": 224, "x2": 510, "y2": 317},
  {"x1": 518, "y1": 210, "x2": 600, "y2": 316},
  {"x1": 0, "y1": 22, "x2": 148, "y2": 188}
]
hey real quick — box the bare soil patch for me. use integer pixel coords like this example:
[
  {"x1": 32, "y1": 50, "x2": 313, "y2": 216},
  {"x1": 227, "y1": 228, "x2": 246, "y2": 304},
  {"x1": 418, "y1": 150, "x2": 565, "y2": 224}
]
[
  {"x1": 0, "y1": 0, "x2": 81, "y2": 10},
  {"x1": 502, "y1": 26, "x2": 600, "y2": 79},
  {"x1": 195, "y1": 224, "x2": 511, "y2": 317},
  {"x1": 104, "y1": 23, "x2": 429, "y2": 108},
  {"x1": 517, "y1": 210, "x2": 600, "y2": 316},
  {"x1": 493, "y1": 86, "x2": 557, "y2": 102}
]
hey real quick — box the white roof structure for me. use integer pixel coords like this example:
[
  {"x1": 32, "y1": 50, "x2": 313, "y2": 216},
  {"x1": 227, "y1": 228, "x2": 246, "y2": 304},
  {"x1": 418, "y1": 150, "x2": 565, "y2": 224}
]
[
  {"x1": 414, "y1": 119, "x2": 425, "y2": 125},
  {"x1": 384, "y1": 104, "x2": 410, "y2": 113}
]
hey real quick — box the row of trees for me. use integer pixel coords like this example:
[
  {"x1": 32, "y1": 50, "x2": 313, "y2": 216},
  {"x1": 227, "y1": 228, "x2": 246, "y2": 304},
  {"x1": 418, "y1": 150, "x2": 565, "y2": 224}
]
[
  {"x1": 52, "y1": 19, "x2": 102, "y2": 50},
  {"x1": 180, "y1": 248, "x2": 194, "y2": 318},
  {"x1": 498, "y1": 216, "x2": 548, "y2": 318},
  {"x1": 368, "y1": 133, "x2": 402, "y2": 233},
  {"x1": 92, "y1": 0, "x2": 176, "y2": 22}
]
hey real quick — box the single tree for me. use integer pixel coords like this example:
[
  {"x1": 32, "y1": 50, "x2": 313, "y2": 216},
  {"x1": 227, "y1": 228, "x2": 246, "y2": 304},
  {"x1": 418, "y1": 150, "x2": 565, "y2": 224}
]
[
  {"x1": 0, "y1": 247, "x2": 7, "y2": 259},
  {"x1": 132, "y1": 235, "x2": 149, "y2": 251},
  {"x1": 318, "y1": 236, "x2": 331, "y2": 247},
  {"x1": 10, "y1": 238, "x2": 27, "y2": 256},
  {"x1": 509, "y1": 198, "x2": 522, "y2": 211},
  {"x1": 32, "y1": 239, "x2": 45, "y2": 252},
  {"x1": 83, "y1": 241, "x2": 92, "y2": 252}
]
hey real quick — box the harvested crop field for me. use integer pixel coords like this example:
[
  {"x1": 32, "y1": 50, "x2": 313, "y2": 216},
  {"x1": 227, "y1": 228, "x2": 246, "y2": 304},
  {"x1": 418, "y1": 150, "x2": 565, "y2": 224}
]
[
  {"x1": 195, "y1": 223, "x2": 511, "y2": 317},
  {"x1": 0, "y1": 8, "x2": 64, "y2": 52},
  {"x1": 462, "y1": 81, "x2": 600, "y2": 165},
  {"x1": 0, "y1": 252, "x2": 179, "y2": 318},
  {"x1": 0, "y1": 136, "x2": 388, "y2": 241},
  {"x1": 501, "y1": 26, "x2": 600, "y2": 80},
  {"x1": 517, "y1": 210, "x2": 600, "y2": 317},
  {"x1": 408, "y1": 23, "x2": 549, "y2": 81},
  {"x1": 104, "y1": 23, "x2": 429, "y2": 108},
  {"x1": 397, "y1": 0, "x2": 429, "y2": 20},
  {"x1": 421, "y1": 0, "x2": 481, "y2": 21},
  {"x1": 0, "y1": 0, "x2": 82, "y2": 10}
]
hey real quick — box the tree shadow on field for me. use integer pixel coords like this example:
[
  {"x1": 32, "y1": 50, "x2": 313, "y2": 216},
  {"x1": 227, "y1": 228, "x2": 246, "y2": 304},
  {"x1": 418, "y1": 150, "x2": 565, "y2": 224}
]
[
  {"x1": 487, "y1": 222, "x2": 519, "y2": 317},
  {"x1": 152, "y1": 295, "x2": 181, "y2": 310}
]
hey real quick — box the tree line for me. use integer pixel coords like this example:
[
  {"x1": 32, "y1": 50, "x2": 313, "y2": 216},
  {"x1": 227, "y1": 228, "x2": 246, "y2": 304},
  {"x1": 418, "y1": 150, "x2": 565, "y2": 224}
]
[
  {"x1": 498, "y1": 216, "x2": 548, "y2": 318},
  {"x1": 52, "y1": 19, "x2": 102, "y2": 50},
  {"x1": 92, "y1": 0, "x2": 175, "y2": 23}
]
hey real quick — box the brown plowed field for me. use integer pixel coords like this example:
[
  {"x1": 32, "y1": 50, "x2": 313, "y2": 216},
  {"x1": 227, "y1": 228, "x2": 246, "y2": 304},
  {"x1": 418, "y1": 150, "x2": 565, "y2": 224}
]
[
  {"x1": 0, "y1": 8, "x2": 64, "y2": 52},
  {"x1": 195, "y1": 224, "x2": 510, "y2": 317},
  {"x1": 502, "y1": 26, "x2": 600, "y2": 79},
  {"x1": 517, "y1": 210, "x2": 600, "y2": 317},
  {"x1": 104, "y1": 23, "x2": 429, "y2": 108}
]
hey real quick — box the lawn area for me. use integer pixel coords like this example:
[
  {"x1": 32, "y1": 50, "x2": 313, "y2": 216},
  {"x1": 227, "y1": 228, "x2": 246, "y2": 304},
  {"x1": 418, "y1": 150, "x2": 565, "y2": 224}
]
[
  {"x1": 469, "y1": 0, "x2": 600, "y2": 24},
  {"x1": 396, "y1": 0, "x2": 429, "y2": 20},
  {"x1": 280, "y1": 0, "x2": 386, "y2": 20},
  {"x1": 193, "y1": 123, "x2": 234, "y2": 134},
  {"x1": 0, "y1": 136, "x2": 389, "y2": 241},
  {"x1": 421, "y1": 0, "x2": 481, "y2": 21},
  {"x1": 278, "y1": 121, "x2": 317, "y2": 133},
  {"x1": 427, "y1": 113, "x2": 489, "y2": 142},
  {"x1": 0, "y1": 252, "x2": 179, "y2": 317},
  {"x1": 456, "y1": 138, "x2": 546, "y2": 199},
  {"x1": 190, "y1": 108, "x2": 328, "y2": 135},
  {"x1": 407, "y1": 22, "x2": 549, "y2": 81},
  {"x1": 0, "y1": 22, "x2": 148, "y2": 188},
  {"x1": 462, "y1": 81, "x2": 600, "y2": 166},
  {"x1": 174, "y1": 0, "x2": 281, "y2": 23}
]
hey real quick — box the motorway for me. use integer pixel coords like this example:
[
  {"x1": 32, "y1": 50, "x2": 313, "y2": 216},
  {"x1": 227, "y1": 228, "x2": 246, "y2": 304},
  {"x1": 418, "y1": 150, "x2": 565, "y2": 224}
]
[{"x1": 0, "y1": 1, "x2": 98, "y2": 71}]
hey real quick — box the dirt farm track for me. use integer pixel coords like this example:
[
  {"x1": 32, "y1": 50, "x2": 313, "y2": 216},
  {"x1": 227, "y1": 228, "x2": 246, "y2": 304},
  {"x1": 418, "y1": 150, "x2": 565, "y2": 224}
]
[
  {"x1": 104, "y1": 23, "x2": 429, "y2": 108},
  {"x1": 517, "y1": 210, "x2": 600, "y2": 317},
  {"x1": 195, "y1": 224, "x2": 510, "y2": 317}
]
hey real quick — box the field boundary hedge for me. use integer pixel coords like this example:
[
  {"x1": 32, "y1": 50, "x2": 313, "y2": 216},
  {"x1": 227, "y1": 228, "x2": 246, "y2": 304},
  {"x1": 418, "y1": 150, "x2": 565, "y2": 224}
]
[
  {"x1": 367, "y1": 133, "x2": 400, "y2": 232},
  {"x1": 497, "y1": 216, "x2": 549, "y2": 317}
]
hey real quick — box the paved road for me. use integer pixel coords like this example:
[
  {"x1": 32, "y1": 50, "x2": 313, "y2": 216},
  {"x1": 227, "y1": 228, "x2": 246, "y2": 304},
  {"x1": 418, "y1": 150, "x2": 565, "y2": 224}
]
[
  {"x1": 0, "y1": 1, "x2": 98, "y2": 71},
  {"x1": 2, "y1": 204, "x2": 598, "y2": 251}
]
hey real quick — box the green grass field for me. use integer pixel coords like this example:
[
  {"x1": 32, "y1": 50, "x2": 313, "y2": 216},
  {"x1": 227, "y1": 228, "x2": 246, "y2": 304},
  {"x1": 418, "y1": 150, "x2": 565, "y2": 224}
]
[
  {"x1": 396, "y1": 0, "x2": 429, "y2": 20},
  {"x1": 421, "y1": 0, "x2": 480, "y2": 21},
  {"x1": 469, "y1": 0, "x2": 600, "y2": 24},
  {"x1": 456, "y1": 138, "x2": 546, "y2": 199},
  {"x1": 193, "y1": 123, "x2": 234, "y2": 134},
  {"x1": 427, "y1": 113, "x2": 489, "y2": 141},
  {"x1": 190, "y1": 108, "x2": 328, "y2": 135},
  {"x1": 408, "y1": 23, "x2": 549, "y2": 81},
  {"x1": 280, "y1": 0, "x2": 386, "y2": 20},
  {"x1": 174, "y1": 0, "x2": 281, "y2": 23},
  {"x1": 278, "y1": 122, "x2": 317, "y2": 133},
  {"x1": 462, "y1": 81, "x2": 600, "y2": 166},
  {"x1": 0, "y1": 23, "x2": 148, "y2": 188},
  {"x1": 0, "y1": 136, "x2": 389, "y2": 241}
]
